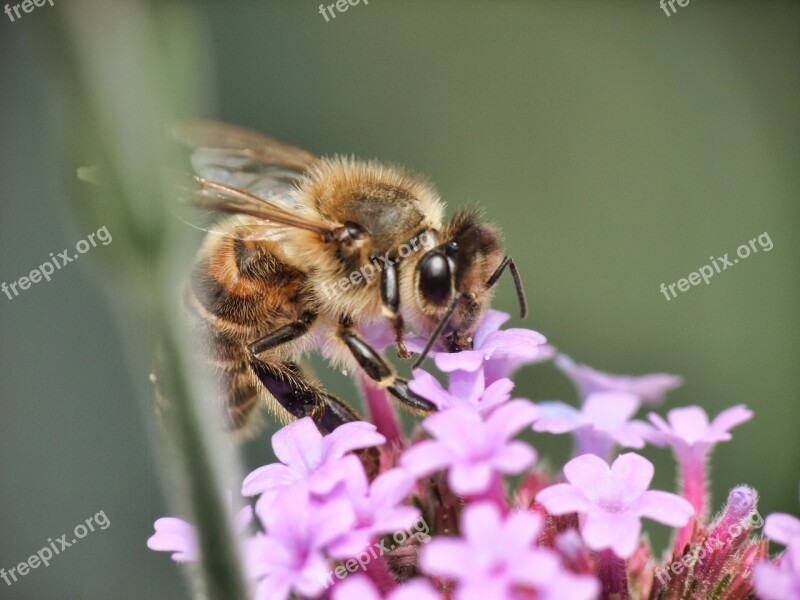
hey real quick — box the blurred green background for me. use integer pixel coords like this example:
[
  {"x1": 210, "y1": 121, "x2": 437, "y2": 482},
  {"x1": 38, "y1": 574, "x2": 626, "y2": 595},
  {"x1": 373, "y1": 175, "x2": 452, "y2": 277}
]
[{"x1": 1, "y1": 1, "x2": 798, "y2": 598}]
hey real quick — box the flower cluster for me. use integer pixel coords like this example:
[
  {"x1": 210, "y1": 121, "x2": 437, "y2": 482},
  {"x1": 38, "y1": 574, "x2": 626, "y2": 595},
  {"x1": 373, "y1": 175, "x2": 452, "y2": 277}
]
[{"x1": 149, "y1": 309, "x2": 798, "y2": 600}]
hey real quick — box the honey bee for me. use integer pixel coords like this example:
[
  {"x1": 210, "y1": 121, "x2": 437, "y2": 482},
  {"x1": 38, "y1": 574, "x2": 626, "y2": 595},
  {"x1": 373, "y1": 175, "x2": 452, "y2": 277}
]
[{"x1": 173, "y1": 121, "x2": 527, "y2": 439}]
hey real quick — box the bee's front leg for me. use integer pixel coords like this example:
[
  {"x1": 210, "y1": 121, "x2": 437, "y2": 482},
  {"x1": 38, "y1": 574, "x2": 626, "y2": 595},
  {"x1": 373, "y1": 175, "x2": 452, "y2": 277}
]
[
  {"x1": 380, "y1": 261, "x2": 411, "y2": 359},
  {"x1": 338, "y1": 316, "x2": 435, "y2": 415}
]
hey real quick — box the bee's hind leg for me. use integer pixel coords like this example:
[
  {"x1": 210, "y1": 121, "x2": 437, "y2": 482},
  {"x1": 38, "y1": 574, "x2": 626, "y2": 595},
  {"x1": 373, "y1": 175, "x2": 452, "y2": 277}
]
[
  {"x1": 247, "y1": 311, "x2": 317, "y2": 356},
  {"x1": 247, "y1": 312, "x2": 367, "y2": 432},
  {"x1": 249, "y1": 358, "x2": 379, "y2": 475},
  {"x1": 249, "y1": 359, "x2": 357, "y2": 430}
]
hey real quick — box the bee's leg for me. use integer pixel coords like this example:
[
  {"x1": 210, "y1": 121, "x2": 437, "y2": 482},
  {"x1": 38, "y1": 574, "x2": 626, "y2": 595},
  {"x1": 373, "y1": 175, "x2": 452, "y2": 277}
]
[
  {"x1": 380, "y1": 262, "x2": 411, "y2": 359},
  {"x1": 486, "y1": 255, "x2": 528, "y2": 319},
  {"x1": 249, "y1": 358, "x2": 358, "y2": 430},
  {"x1": 246, "y1": 312, "x2": 367, "y2": 433},
  {"x1": 249, "y1": 358, "x2": 380, "y2": 476},
  {"x1": 247, "y1": 311, "x2": 317, "y2": 356},
  {"x1": 338, "y1": 317, "x2": 436, "y2": 415}
]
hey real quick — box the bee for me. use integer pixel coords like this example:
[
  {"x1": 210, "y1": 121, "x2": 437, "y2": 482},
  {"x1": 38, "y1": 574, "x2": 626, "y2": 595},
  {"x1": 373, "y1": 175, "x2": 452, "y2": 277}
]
[{"x1": 174, "y1": 120, "x2": 527, "y2": 439}]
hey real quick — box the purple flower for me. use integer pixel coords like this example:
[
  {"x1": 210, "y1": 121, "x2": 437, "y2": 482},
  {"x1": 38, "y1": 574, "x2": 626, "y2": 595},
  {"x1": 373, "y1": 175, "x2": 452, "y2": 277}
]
[
  {"x1": 536, "y1": 453, "x2": 694, "y2": 558},
  {"x1": 248, "y1": 485, "x2": 356, "y2": 600},
  {"x1": 326, "y1": 459, "x2": 422, "y2": 557},
  {"x1": 147, "y1": 505, "x2": 252, "y2": 564},
  {"x1": 645, "y1": 404, "x2": 753, "y2": 458},
  {"x1": 555, "y1": 354, "x2": 683, "y2": 406},
  {"x1": 147, "y1": 518, "x2": 199, "y2": 563},
  {"x1": 765, "y1": 513, "x2": 800, "y2": 547},
  {"x1": 332, "y1": 575, "x2": 441, "y2": 600},
  {"x1": 645, "y1": 405, "x2": 751, "y2": 553},
  {"x1": 533, "y1": 392, "x2": 650, "y2": 458},
  {"x1": 408, "y1": 368, "x2": 513, "y2": 414},
  {"x1": 407, "y1": 310, "x2": 554, "y2": 383},
  {"x1": 405, "y1": 311, "x2": 551, "y2": 418},
  {"x1": 753, "y1": 541, "x2": 800, "y2": 600},
  {"x1": 433, "y1": 310, "x2": 554, "y2": 381},
  {"x1": 420, "y1": 502, "x2": 598, "y2": 600},
  {"x1": 400, "y1": 401, "x2": 538, "y2": 495},
  {"x1": 241, "y1": 417, "x2": 385, "y2": 512}
]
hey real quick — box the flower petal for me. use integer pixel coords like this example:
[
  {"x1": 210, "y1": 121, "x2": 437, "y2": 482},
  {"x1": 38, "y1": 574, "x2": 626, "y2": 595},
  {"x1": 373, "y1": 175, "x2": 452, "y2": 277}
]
[
  {"x1": 555, "y1": 354, "x2": 682, "y2": 406},
  {"x1": 254, "y1": 574, "x2": 293, "y2": 600},
  {"x1": 272, "y1": 417, "x2": 323, "y2": 472},
  {"x1": 582, "y1": 392, "x2": 640, "y2": 428},
  {"x1": 539, "y1": 572, "x2": 601, "y2": 600},
  {"x1": 532, "y1": 401, "x2": 582, "y2": 434},
  {"x1": 147, "y1": 517, "x2": 198, "y2": 562},
  {"x1": 331, "y1": 576, "x2": 381, "y2": 600},
  {"x1": 423, "y1": 405, "x2": 483, "y2": 442},
  {"x1": 369, "y1": 468, "x2": 417, "y2": 509},
  {"x1": 630, "y1": 490, "x2": 694, "y2": 527},
  {"x1": 753, "y1": 560, "x2": 798, "y2": 600},
  {"x1": 311, "y1": 453, "x2": 365, "y2": 496},
  {"x1": 409, "y1": 369, "x2": 452, "y2": 409},
  {"x1": 481, "y1": 328, "x2": 548, "y2": 357},
  {"x1": 321, "y1": 420, "x2": 386, "y2": 460},
  {"x1": 461, "y1": 503, "x2": 503, "y2": 543},
  {"x1": 536, "y1": 483, "x2": 594, "y2": 514},
  {"x1": 473, "y1": 309, "x2": 511, "y2": 348},
  {"x1": 389, "y1": 578, "x2": 442, "y2": 600},
  {"x1": 709, "y1": 404, "x2": 753, "y2": 436},
  {"x1": 447, "y1": 369, "x2": 486, "y2": 407},
  {"x1": 563, "y1": 453, "x2": 611, "y2": 498},
  {"x1": 449, "y1": 462, "x2": 493, "y2": 495},
  {"x1": 646, "y1": 412, "x2": 672, "y2": 436},
  {"x1": 581, "y1": 511, "x2": 641, "y2": 558},
  {"x1": 435, "y1": 349, "x2": 486, "y2": 373},
  {"x1": 666, "y1": 407, "x2": 710, "y2": 445},
  {"x1": 610, "y1": 453, "x2": 654, "y2": 503},
  {"x1": 420, "y1": 538, "x2": 472, "y2": 578},
  {"x1": 311, "y1": 496, "x2": 358, "y2": 548},
  {"x1": 485, "y1": 399, "x2": 539, "y2": 441},
  {"x1": 400, "y1": 440, "x2": 454, "y2": 477},
  {"x1": 764, "y1": 513, "x2": 800, "y2": 546},
  {"x1": 477, "y1": 377, "x2": 514, "y2": 411},
  {"x1": 503, "y1": 510, "x2": 544, "y2": 548},
  {"x1": 491, "y1": 440, "x2": 536, "y2": 474},
  {"x1": 242, "y1": 463, "x2": 300, "y2": 497}
]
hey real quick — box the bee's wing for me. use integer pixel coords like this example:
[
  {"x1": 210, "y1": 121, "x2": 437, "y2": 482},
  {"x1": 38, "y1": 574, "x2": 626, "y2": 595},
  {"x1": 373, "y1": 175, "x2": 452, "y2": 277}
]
[
  {"x1": 171, "y1": 121, "x2": 337, "y2": 239},
  {"x1": 175, "y1": 174, "x2": 335, "y2": 238},
  {"x1": 172, "y1": 120, "x2": 319, "y2": 208},
  {"x1": 171, "y1": 209, "x2": 292, "y2": 242}
]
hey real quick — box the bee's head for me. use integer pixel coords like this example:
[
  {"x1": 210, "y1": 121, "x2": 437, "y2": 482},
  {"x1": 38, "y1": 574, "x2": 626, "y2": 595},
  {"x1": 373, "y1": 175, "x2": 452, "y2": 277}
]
[{"x1": 413, "y1": 209, "x2": 524, "y2": 364}]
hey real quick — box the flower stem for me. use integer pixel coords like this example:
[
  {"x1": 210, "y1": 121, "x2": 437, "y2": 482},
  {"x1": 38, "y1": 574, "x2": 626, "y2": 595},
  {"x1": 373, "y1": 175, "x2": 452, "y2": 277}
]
[
  {"x1": 674, "y1": 450, "x2": 708, "y2": 553},
  {"x1": 468, "y1": 474, "x2": 508, "y2": 514},
  {"x1": 597, "y1": 550, "x2": 629, "y2": 600},
  {"x1": 359, "y1": 375, "x2": 403, "y2": 446},
  {"x1": 363, "y1": 548, "x2": 397, "y2": 594}
]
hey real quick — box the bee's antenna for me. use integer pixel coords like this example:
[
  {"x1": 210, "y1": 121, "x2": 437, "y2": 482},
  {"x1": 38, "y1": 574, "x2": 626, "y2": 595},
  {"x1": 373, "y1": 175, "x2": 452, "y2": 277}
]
[
  {"x1": 412, "y1": 294, "x2": 462, "y2": 369},
  {"x1": 486, "y1": 256, "x2": 528, "y2": 319}
]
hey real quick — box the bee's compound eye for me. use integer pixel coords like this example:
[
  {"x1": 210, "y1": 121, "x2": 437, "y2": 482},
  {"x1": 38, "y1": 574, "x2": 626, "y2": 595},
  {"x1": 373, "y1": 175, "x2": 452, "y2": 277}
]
[
  {"x1": 344, "y1": 222, "x2": 365, "y2": 240},
  {"x1": 445, "y1": 240, "x2": 459, "y2": 256},
  {"x1": 418, "y1": 252, "x2": 452, "y2": 306}
]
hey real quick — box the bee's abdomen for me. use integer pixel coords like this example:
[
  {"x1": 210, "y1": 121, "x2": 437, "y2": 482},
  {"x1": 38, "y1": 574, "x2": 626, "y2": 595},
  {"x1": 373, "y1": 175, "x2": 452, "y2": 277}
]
[
  {"x1": 186, "y1": 236, "x2": 306, "y2": 338},
  {"x1": 215, "y1": 361, "x2": 267, "y2": 433},
  {"x1": 182, "y1": 234, "x2": 310, "y2": 433}
]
